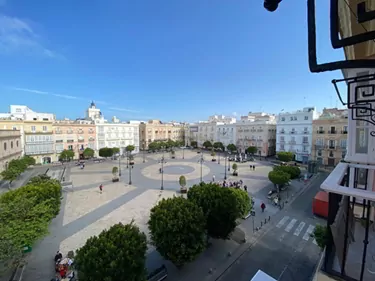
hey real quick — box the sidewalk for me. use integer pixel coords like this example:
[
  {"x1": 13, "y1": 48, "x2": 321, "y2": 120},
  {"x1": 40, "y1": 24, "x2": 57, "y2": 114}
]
[{"x1": 0, "y1": 167, "x2": 42, "y2": 194}]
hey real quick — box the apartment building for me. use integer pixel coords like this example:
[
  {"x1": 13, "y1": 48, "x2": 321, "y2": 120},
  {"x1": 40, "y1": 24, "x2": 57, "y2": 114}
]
[
  {"x1": 312, "y1": 108, "x2": 348, "y2": 167},
  {"x1": 312, "y1": 2, "x2": 375, "y2": 281},
  {"x1": 196, "y1": 115, "x2": 236, "y2": 147},
  {"x1": 236, "y1": 112, "x2": 277, "y2": 156},
  {"x1": 276, "y1": 107, "x2": 319, "y2": 163},
  {"x1": 0, "y1": 130, "x2": 22, "y2": 173},
  {"x1": 217, "y1": 123, "x2": 237, "y2": 148},
  {"x1": 53, "y1": 119, "x2": 96, "y2": 160},
  {"x1": 139, "y1": 120, "x2": 185, "y2": 149},
  {"x1": 0, "y1": 119, "x2": 25, "y2": 156},
  {"x1": 185, "y1": 124, "x2": 198, "y2": 146}
]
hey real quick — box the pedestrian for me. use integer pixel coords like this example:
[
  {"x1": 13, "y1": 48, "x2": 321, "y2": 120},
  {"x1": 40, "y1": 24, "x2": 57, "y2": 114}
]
[
  {"x1": 261, "y1": 202, "x2": 266, "y2": 212},
  {"x1": 99, "y1": 184, "x2": 103, "y2": 194},
  {"x1": 244, "y1": 185, "x2": 248, "y2": 192},
  {"x1": 253, "y1": 165, "x2": 255, "y2": 171},
  {"x1": 250, "y1": 165, "x2": 252, "y2": 170},
  {"x1": 212, "y1": 175, "x2": 215, "y2": 182}
]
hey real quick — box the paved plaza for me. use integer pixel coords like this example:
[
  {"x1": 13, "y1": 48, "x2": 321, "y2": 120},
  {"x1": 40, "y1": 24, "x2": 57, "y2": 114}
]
[{"x1": 22, "y1": 150, "x2": 303, "y2": 281}]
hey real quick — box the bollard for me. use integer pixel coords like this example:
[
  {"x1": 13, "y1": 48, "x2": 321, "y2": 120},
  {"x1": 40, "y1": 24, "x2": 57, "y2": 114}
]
[
  {"x1": 209, "y1": 268, "x2": 213, "y2": 274},
  {"x1": 261, "y1": 221, "x2": 263, "y2": 227},
  {"x1": 268, "y1": 216, "x2": 271, "y2": 222},
  {"x1": 264, "y1": 218, "x2": 267, "y2": 224},
  {"x1": 227, "y1": 251, "x2": 232, "y2": 257}
]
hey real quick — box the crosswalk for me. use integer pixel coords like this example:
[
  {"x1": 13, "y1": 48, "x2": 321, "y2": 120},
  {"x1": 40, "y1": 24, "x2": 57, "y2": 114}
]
[{"x1": 276, "y1": 216, "x2": 318, "y2": 246}]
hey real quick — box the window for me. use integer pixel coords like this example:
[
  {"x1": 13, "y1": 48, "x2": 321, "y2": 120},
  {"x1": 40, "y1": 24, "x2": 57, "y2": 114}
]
[
  {"x1": 4, "y1": 143, "x2": 6, "y2": 150},
  {"x1": 304, "y1": 116, "x2": 308, "y2": 120},
  {"x1": 340, "y1": 139, "x2": 347, "y2": 148},
  {"x1": 290, "y1": 117, "x2": 293, "y2": 121},
  {"x1": 11, "y1": 141, "x2": 13, "y2": 149},
  {"x1": 302, "y1": 136, "x2": 308, "y2": 143},
  {"x1": 281, "y1": 117, "x2": 285, "y2": 121},
  {"x1": 342, "y1": 126, "x2": 348, "y2": 134},
  {"x1": 293, "y1": 116, "x2": 297, "y2": 120},
  {"x1": 12, "y1": 126, "x2": 17, "y2": 130},
  {"x1": 43, "y1": 126, "x2": 47, "y2": 132},
  {"x1": 329, "y1": 151, "x2": 334, "y2": 157},
  {"x1": 303, "y1": 146, "x2": 308, "y2": 152},
  {"x1": 329, "y1": 140, "x2": 335, "y2": 148},
  {"x1": 31, "y1": 126, "x2": 36, "y2": 132},
  {"x1": 16, "y1": 140, "x2": 19, "y2": 147},
  {"x1": 280, "y1": 136, "x2": 284, "y2": 141},
  {"x1": 317, "y1": 150, "x2": 322, "y2": 156},
  {"x1": 304, "y1": 127, "x2": 308, "y2": 131},
  {"x1": 68, "y1": 145, "x2": 73, "y2": 150}
]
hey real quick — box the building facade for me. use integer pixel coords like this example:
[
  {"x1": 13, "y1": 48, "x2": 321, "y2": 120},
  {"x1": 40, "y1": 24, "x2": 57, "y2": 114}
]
[
  {"x1": 0, "y1": 119, "x2": 25, "y2": 156},
  {"x1": 53, "y1": 119, "x2": 96, "y2": 160},
  {"x1": 139, "y1": 120, "x2": 185, "y2": 149},
  {"x1": 311, "y1": 108, "x2": 348, "y2": 167},
  {"x1": 236, "y1": 112, "x2": 277, "y2": 156},
  {"x1": 276, "y1": 107, "x2": 319, "y2": 163},
  {"x1": 216, "y1": 123, "x2": 237, "y2": 149},
  {"x1": 185, "y1": 124, "x2": 198, "y2": 147},
  {"x1": 0, "y1": 130, "x2": 22, "y2": 173}
]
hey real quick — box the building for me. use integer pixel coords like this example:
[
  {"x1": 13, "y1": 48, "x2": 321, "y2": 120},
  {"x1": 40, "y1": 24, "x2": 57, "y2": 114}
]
[
  {"x1": 312, "y1": 2, "x2": 375, "y2": 281},
  {"x1": 311, "y1": 108, "x2": 348, "y2": 167},
  {"x1": 53, "y1": 119, "x2": 96, "y2": 160},
  {"x1": 185, "y1": 124, "x2": 199, "y2": 147},
  {"x1": 196, "y1": 115, "x2": 236, "y2": 147},
  {"x1": 85, "y1": 102, "x2": 140, "y2": 155},
  {"x1": 236, "y1": 112, "x2": 277, "y2": 156},
  {"x1": 216, "y1": 123, "x2": 237, "y2": 149},
  {"x1": 0, "y1": 130, "x2": 22, "y2": 173},
  {"x1": 139, "y1": 120, "x2": 185, "y2": 149},
  {"x1": 0, "y1": 118, "x2": 25, "y2": 156},
  {"x1": 276, "y1": 107, "x2": 319, "y2": 163}
]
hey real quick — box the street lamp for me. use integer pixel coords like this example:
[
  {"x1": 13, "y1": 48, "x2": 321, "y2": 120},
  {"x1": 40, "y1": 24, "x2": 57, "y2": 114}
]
[
  {"x1": 118, "y1": 156, "x2": 121, "y2": 176},
  {"x1": 143, "y1": 141, "x2": 146, "y2": 163},
  {"x1": 197, "y1": 153, "x2": 204, "y2": 183},
  {"x1": 158, "y1": 146, "x2": 167, "y2": 190},
  {"x1": 126, "y1": 151, "x2": 129, "y2": 169},
  {"x1": 182, "y1": 147, "x2": 185, "y2": 159},
  {"x1": 129, "y1": 162, "x2": 133, "y2": 185},
  {"x1": 224, "y1": 152, "x2": 227, "y2": 180},
  {"x1": 218, "y1": 149, "x2": 221, "y2": 164}
]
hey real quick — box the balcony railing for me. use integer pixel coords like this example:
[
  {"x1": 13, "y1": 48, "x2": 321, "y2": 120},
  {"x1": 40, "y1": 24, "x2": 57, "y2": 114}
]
[
  {"x1": 317, "y1": 130, "x2": 325, "y2": 134},
  {"x1": 303, "y1": 140, "x2": 309, "y2": 144},
  {"x1": 341, "y1": 130, "x2": 348, "y2": 134},
  {"x1": 303, "y1": 131, "x2": 309, "y2": 134},
  {"x1": 289, "y1": 141, "x2": 296, "y2": 145},
  {"x1": 280, "y1": 140, "x2": 285, "y2": 143},
  {"x1": 328, "y1": 145, "x2": 336, "y2": 149},
  {"x1": 328, "y1": 130, "x2": 337, "y2": 134},
  {"x1": 280, "y1": 131, "x2": 285, "y2": 134},
  {"x1": 290, "y1": 131, "x2": 296, "y2": 134}
]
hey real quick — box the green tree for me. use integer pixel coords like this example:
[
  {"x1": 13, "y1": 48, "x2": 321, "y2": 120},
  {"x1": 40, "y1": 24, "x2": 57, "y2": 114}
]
[
  {"x1": 82, "y1": 148, "x2": 94, "y2": 159},
  {"x1": 0, "y1": 168, "x2": 20, "y2": 184},
  {"x1": 179, "y1": 175, "x2": 186, "y2": 187},
  {"x1": 187, "y1": 183, "x2": 241, "y2": 240},
  {"x1": 246, "y1": 146, "x2": 257, "y2": 155},
  {"x1": 232, "y1": 163, "x2": 238, "y2": 172},
  {"x1": 229, "y1": 188, "x2": 251, "y2": 217},
  {"x1": 8, "y1": 159, "x2": 27, "y2": 174},
  {"x1": 213, "y1": 142, "x2": 224, "y2": 151},
  {"x1": 22, "y1": 155, "x2": 36, "y2": 166},
  {"x1": 268, "y1": 170, "x2": 290, "y2": 186},
  {"x1": 75, "y1": 222, "x2": 147, "y2": 281},
  {"x1": 166, "y1": 139, "x2": 176, "y2": 149},
  {"x1": 112, "y1": 147, "x2": 120, "y2": 154},
  {"x1": 190, "y1": 141, "x2": 197, "y2": 148},
  {"x1": 202, "y1": 141, "x2": 212, "y2": 149},
  {"x1": 148, "y1": 197, "x2": 206, "y2": 267},
  {"x1": 112, "y1": 166, "x2": 119, "y2": 176},
  {"x1": 99, "y1": 147, "x2": 114, "y2": 158},
  {"x1": 227, "y1": 143, "x2": 237, "y2": 152},
  {"x1": 59, "y1": 149, "x2": 75, "y2": 161},
  {"x1": 273, "y1": 165, "x2": 301, "y2": 179},
  {"x1": 126, "y1": 145, "x2": 135, "y2": 152},
  {"x1": 312, "y1": 225, "x2": 328, "y2": 251},
  {"x1": 277, "y1": 151, "x2": 294, "y2": 162}
]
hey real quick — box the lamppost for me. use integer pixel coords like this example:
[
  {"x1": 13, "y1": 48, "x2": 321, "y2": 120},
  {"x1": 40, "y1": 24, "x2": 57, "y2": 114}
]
[
  {"x1": 142, "y1": 141, "x2": 146, "y2": 163},
  {"x1": 128, "y1": 152, "x2": 134, "y2": 185},
  {"x1": 158, "y1": 146, "x2": 167, "y2": 190},
  {"x1": 198, "y1": 153, "x2": 204, "y2": 183},
  {"x1": 182, "y1": 147, "x2": 185, "y2": 159},
  {"x1": 224, "y1": 151, "x2": 227, "y2": 180},
  {"x1": 126, "y1": 151, "x2": 129, "y2": 169},
  {"x1": 118, "y1": 157, "x2": 121, "y2": 176},
  {"x1": 218, "y1": 149, "x2": 221, "y2": 164}
]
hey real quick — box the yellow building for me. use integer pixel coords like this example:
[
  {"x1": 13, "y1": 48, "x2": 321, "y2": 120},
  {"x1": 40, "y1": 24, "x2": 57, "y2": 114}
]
[
  {"x1": 0, "y1": 130, "x2": 22, "y2": 173},
  {"x1": 0, "y1": 118, "x2": 25, "y2": 156},
  {"x1": 23, "y1": 120, "x2": 55, "y2": 164},
  {"x1": 139, "y1": 120, "x2": 185, "y2": 149},
  {"x1": 312, "y1": 108, "x2": 348, "y2": 167}
]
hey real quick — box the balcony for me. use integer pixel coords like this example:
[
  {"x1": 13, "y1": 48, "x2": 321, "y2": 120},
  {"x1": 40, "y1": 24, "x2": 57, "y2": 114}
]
[
  {"x1": 320, "y1": 163, "x2": 375, "y2": 281},
  {"x1": 290, "y1": 131, "x2": 296, "y2": 134},
  {"x1": 280, "y1": 131, "x2": 285, "y2": 134},
  {"x1": 78, "y1": 139, "x2": 85, "y2": 143},
  {"x1": 289, "y1": 141, "x2": 296, "y2": 145},
  {"x1": 303, "y1": 140, "x2": 309, "y2": 144},
  {"x1": 55, "y1": 130, "x2": 62, "y2": 134},
  {"x1": 315, "y1": 144, "x2": 324, "y2": 149},
  {"x1": 328, "y1": 130, "x2": 337, "y2": 134},
  {"x1": 280, "y1": 139, "x2": 285, "y2": 143},
  {"x1": 317, "y1": 130, "x2": 325, "y2": 134},
  {"x1": 342, "y1": 130, "x2": 348, "y2": 134},
  {"x1": 303, "y1": 131, "x2": 309, "y2": 134},
  {"x1": 328, "y1": 145, "x2": 336, "y2": 150}
]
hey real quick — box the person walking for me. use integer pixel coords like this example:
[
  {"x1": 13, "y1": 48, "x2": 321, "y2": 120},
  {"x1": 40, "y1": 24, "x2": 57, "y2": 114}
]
[
  {"x1": 249, "y1": 164, "x2": 252, "y2": 170},
  {"x1": 261, "y1": 202, "x2": 266, "y2": 212},
  {"x1": 244, "y1": 185, "x2": 248, "y2": 192},
  {"x1": 99, "y1": 184, "x2": 103, "y2": 194},
  {"x1": 253, "y1": 165, "x2": 255, "y2": 171},
  {"x1": 212, "y1": 175, "x2": 215, "y2": 182}
]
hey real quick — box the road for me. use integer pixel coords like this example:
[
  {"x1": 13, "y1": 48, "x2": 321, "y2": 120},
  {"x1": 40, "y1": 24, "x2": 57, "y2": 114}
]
[{"x1": 217, "y1": 172, "x2": 328, "y2": 281}]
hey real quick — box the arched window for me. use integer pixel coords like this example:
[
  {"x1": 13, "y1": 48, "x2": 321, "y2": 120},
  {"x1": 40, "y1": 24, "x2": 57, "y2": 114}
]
[
  {"x1": 11, "y1": 141, "x2": 13, "y2": 149},
  {"x1": 16, "y1": 140, "x2": 19, "y2": 147},
  {"x1": 4, "y1": 143, "x2": 6, "y2": 150}
]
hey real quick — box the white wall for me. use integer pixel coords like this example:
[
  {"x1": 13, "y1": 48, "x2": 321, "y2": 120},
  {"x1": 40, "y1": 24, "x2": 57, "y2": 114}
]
[{"x1": 216, "y1": 124, "x2": 236, "y2": 148}]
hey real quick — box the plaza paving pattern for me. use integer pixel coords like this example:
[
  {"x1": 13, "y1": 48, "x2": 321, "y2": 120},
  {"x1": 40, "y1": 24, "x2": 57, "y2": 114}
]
[{"x1": 22, "y1": 150, "x2": 277, "y2": 281}]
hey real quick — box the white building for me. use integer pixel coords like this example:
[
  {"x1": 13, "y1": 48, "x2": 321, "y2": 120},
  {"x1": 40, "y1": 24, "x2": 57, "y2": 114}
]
[
  {"x1": 86, "y1": 102, "x2": 140, "y2": 154},
  {"x1": 185, "y1": 124, "x2": 199, "y2": 146},
  {"x1": 276, "y1": 107, "x2": 319, "y2": 163},
  {"x1": 196, "y1": 115, "x2": 236, "y2": 147},
  {"x1": 236, "y1": 112, "x2": 277, "y2": 156},
  {"x1": 216, "y1": 123, "x2": 237, "y2": 148}
]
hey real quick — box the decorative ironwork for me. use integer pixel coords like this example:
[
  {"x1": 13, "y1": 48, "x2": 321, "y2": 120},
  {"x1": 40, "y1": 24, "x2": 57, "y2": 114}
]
[
  {"x1": 264, "y1": 0, "x2": 375, "y2": 73},
  {"x1": 333, "y1": 73, "x2": 375, "y2": 136}
]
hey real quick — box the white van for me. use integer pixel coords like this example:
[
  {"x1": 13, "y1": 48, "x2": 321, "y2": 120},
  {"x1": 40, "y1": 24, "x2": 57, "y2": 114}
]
[{"x1": 250, "y1": 270, "x2": 277, "y2": 281}]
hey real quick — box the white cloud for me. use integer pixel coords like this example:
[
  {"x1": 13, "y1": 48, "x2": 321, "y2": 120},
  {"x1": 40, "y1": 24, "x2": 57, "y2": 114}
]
[
  {"x1": 0, "y1": 14, "x2": 62, "y2": 59},
  {"x1": 108, "y1": 107, "x2": 141, "y2": 113},
  {"x1": 232, "y1": 112, "x2": 237, "y2": 116},
  {"x1": 10, "y1": 87, "x2": 79, "y2": 100}
]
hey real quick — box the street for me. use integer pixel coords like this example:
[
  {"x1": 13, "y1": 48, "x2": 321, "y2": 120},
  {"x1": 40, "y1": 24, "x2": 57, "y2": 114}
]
[{"x1": 217, "y1": 173, "x2": 328, "y2": 281}]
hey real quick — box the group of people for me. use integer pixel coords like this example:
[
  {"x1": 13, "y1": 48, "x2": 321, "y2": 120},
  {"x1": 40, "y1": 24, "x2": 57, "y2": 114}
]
[{"x1": 52, "y1": 251, "x2": 75, "y2": 281}]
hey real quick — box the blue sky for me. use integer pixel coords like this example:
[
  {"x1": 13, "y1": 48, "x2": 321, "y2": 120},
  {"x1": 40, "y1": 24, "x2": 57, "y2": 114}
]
[{"x1": 0, "y1": 0, "x2": 346, "y2": 122}]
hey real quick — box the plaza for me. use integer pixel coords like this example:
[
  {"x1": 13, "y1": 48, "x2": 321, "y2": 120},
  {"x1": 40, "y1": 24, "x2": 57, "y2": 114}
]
[{"x1": 22, "y1": 149, "x2": 284, "y2": 281}]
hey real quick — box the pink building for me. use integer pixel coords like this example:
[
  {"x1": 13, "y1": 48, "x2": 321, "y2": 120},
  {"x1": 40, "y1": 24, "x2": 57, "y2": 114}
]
[{"x1": 53, "y1": 119, "x2": 96, "y2": 160}]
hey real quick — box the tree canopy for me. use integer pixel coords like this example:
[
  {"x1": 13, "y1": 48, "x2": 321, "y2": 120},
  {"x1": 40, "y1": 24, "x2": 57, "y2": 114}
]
[
  {"x1": 273, "y1": 165, "x2": 301, "y2": 179},
  {"x1": 277, "y1": 152, "x2": 294, "y2": 162},
  {"x1": 148, "y1": 197, "x2": 206, "y2": 267},
  {"x1": 229, "y1": 188, "x2": 252, "y2": 217},
  {"x1": 213, "y1": 142, "x2": 224, "y2": 151},
  {"x1": 59, "y1": 149, "x2": 75, "y2": 161},
  {"x1": 246, "y1": 146, "x2": 257, "y2": 155},
  {"x1": 99, "y1": 147, "x2": 114, "y2": 158},
  {"x1": 0, "y1": 175, "x2": 62, "y2": 269},
  {"x1": 187, "y1": 183, "x2": 241, "y2": 240},
  {"x1": 126, "y1": 145, "x2": 135, "y2": 152},
  {"x1": 227, "y1": 143, "x2": 237, "y2": 152},
  {"x1": 75, "y1": 222, "x2": 148, "y2": 281},
  {"x1": 1, "y1": 156, "x2": 36, "y2": 184},
  {"x1": 179, "y1": 175, "x2": 186, "y2": 187},
  {"x1": 268, "y1": 170, "x2": 290, "y2": 186},
  {"x1": 190, "y1": 141, "x2": 197, "y2": 148},
  {"x1": 82, "y1": 148, "x2": 94, "y2": 159},
  {"x1": 112, "y1": 147, "x2": 120, "y2": 154},
  {"x1": 232, "y1": 163, "x2": 238, "y2": 171},
  {"x1": 202, "y1": 141, "x2": 212, "y2": 149}
]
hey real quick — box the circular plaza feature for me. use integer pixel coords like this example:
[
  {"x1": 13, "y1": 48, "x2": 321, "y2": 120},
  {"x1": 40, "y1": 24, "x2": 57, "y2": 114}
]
[
  {"x1": 142, "y1": 161, "x2": 210, "y2": 181},
  {"x1": 163, "y1": 165, "x2": 195, "y2": 175}
]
